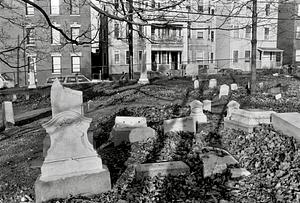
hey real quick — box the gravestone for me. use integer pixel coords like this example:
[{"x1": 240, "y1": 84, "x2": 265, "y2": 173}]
[
  {"x1": 135, "y1": 161, "x2": 190, "y2": 180},
  {"x1": 110, "y1": 116, "x2": 147, "y2": 146},
  {"x1": 50, "y1": 80, "x2": 83, "y2": 117},
  {"x1": 226, "y1": 100, "x2": 240, "y2": 118},
  {"x1": 189, "y1": 100, "x2": 207, "y2": 123},
  {"x1": 208, "y1": 79, "x2": 217, "y2": 89},
  {"x1": 259, "y1": 82, "x2": 264, "y2": 89},
  {"x1": 163, "y1": 117, "x2": 195, "y2": 133},
  {"x1": 230, "y1": 83, "x2": 238, "y2": 91},
  {"x1": 28, "y1": 71, "x2": 37, "y2": 89},
  {"x1": 219, "y1": 84, "x2": 229, "y2": 98},
  {"x1": 203, "y1": 100, "x2": 211, "y2": 112},
  {"x1": 25, "y1": 94, "x2": 30, "y2": 100},
  {"x1": 35, "y1": 79, "x2": 111, "y2": 203},
  {"x1": 192, "y1": 75, "x2": 197, "y2": 81},
  {"x1": 138, "y1": 52, "x2": 149, "y2": 84},
  {"x1": 194, "y1": 80, "x2": 199, "y2": 89},
  {"x1": 2, "y1": 101, "x2": 15, "y2": 128},
  {"x1": 272, "y1": 112, "x2": 300, "y2": 143}
]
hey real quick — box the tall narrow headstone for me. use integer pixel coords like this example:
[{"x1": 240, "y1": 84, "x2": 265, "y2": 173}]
[
  {"x1": 2, "y1": 101, "x2": 15, "y2": 128},
  {"x1": 189, "y1": 100, "x2": 207, "y2": 123},
  {"x1": 203, "y1": 100, "x2": 211, "y2": 112},
  {"x1": 230, "y1": 83, "x2": 238, "y2": 91},
  {"x1": 226, "y1": 100, "x2": 240, "y2": 118},
  {"x1": 28, "y1": 71, "x2": 37, "y2": 89},
  {"x1": 194, "y1": 80, "x2": 199, "y2": 89},
  {"x1": 12, "y1": 94, "x2": 17, "y2": 102},
  {"x1": 138, "y1": 52, "x2": 149, "y2": 84},
  {"x1": 35, "y1": 79, "x2": 111, "y2": 203},
  {"x1": 219, "y1": 84, "x2": 230, "y2": 98}
]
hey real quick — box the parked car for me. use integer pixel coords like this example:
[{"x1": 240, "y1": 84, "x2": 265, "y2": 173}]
[
  {"x1": 0, "y1": 73, "x2": 14, "y2": 89},
  {"x1": 45, "y1": 74, "x2": 94, "y2": 85}
]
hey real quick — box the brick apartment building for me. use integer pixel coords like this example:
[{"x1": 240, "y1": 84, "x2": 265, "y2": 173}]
[
  {"x1": 0, "y1": 0, "x2": 92, "y2": 86},
  {"x1": 94, "y1": 0, "x2": 217, "y2": 77}
]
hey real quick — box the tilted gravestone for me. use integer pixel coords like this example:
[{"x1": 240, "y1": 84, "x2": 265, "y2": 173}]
[
  {"x1": 208, "y1": 79, "x2": 217, "y2": 89},
  {"x1": 35, "y1": 79, "x2": 111, "y2": 203},
  {"x1": 219, "y1": 84, "x2": 229, "y2": 98}
]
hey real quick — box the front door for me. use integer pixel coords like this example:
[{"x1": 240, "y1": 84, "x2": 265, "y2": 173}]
[{"x1": 171, "y1": 52, "x2": 178, "y2": 70}]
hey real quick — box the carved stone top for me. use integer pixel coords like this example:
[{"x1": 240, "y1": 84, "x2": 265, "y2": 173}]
[{"x1": 51, "y1": 79, "x2": 83, "y2": 117}]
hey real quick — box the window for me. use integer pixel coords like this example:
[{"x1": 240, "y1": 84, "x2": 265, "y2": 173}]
[
  {"x1": 197, "y1": 31, "x2": 203, "y2": 39},
  {"x1": 52, "y1": 56, "x2": 61, "y2": 74},
  {"x1": 196, "y1": 51, "x2": 204, "y2": 61},
  {"x1": 114, "y1": 51, "x2": 120, "y2": 64},
  {"x1": 71, "y1": 56, "x2": 80, "y2": 72},
  {"x1": 51, "y1": 27, "x2": 60, "y2": 44},
  {"x1": 245, "y1": 50, "x2": 250, "y2": 62},
  {"x1": 114, "y1": 0, "x2": 119, "y2": 9},
  {"x1": 207, "y1": 26, "x2": 210, "y2": 40},
  {"x1": 211, "y1": 8, "x2": 214, "y2": 15},
  {"x1": 210, "y1": 52, "x2": 214, "y2": 63},
  {"x1": 297, "y1": 26, "x2": 300, "y2": 39},
  {"x1": 198, "y1": 5, "x2": 203, "y2": 12},
  {"x1": 138, "y1": 51, "x2": 143, "y2": 62},
  {"x1": 70, "y1": 0, "x2": 80, "y2": 15},
  {"x1": 233, "y1": 50, "x2": 238, "y2": 63},
  {"x1": 138, "y1": 25, "x2": 143, "y2": 38},
  {"x1": 25, "y1": 0, "x2": 34, "y2": 15},
  {"x1": 50, "y1": 0, "x2": 59, "y2": 15},
  {"x1": 71, "y1": 27, "x2": 80, "y2": 41},
  {"x1": 126, "y1": 51, "x2": 130, "y2": 64},
  {"x1": 151, "y1": 0, "x2": 155, "y2": 8},
  {"x1": 265, "y1": 4, "x2": 270, "y2": 16},
  {"x1": 26, "y1": 28, "x2": 35, "y2": 45},
  {"x1": 114, "y1": 23, "x2": 119, "y2": 38},
  {"x1": 211, "y1": 31, "x2": 214, "y2": 42},
  {"x1": 296, "y1": 50, "x2": 300, "y2": 61},
  {"x1": 264, "y1": 27, "x2": 269, "y2": 40},
  {"x1": 245, "y1": 25, "x2": 251, "y2": 39},
  {"x1": 234, "y1": 25, "x2": 239, "y2": 38}
]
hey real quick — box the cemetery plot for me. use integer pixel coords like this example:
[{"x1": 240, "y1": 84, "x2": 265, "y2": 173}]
[{"x1": 2, "y1": 75, "x2": 300, "y2": 202}]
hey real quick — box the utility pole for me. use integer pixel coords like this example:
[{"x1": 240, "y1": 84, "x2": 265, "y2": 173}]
[
  {"x1": 17, "y1": 35, "x2": 20, "y2": 87},
  {"x1": 250, "y1": 0, "x2": 257, "y2": 94},
  {"x1": 128, "y1": 0, "x2": 134, "y2": 80}
]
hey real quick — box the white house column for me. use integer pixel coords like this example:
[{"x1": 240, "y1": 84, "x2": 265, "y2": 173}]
[{"x1": 145, "y1": 25, "x2": 152, "y2": 71}]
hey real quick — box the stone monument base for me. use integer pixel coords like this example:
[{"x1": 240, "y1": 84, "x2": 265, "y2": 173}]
[
  {"x1": 35, "y1": 167, "x2": 111, "y2": 203},
  {"x1": 224, "y1": 118, "x2": 256, "y2": 133},
  {"x1": 138, "y1": 78, "x2": 149, "y2": 85}
]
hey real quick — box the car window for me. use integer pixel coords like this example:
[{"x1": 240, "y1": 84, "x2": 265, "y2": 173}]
[
  {"x1": 66, "y1": 76, "x2": 77, "y2": 83},
  {"x1": 77, "y1": 76, "x2": 89, "y2": 82},
  {"x1": 47, "y1": 77, "x2": 65, "y2": 83}
]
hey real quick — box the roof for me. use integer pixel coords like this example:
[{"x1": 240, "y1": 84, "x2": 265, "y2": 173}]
[{"x1": 257, "y1": 47, "x2": 283, "y2": 52}]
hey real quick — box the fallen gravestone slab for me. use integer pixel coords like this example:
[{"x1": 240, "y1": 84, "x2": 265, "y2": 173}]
[
  {"x1": 110, "y1": 116, "x2": 147, "y2": 146},
  {"x1": 128, "y1": 127, "x2": 156, "y2": 143},
  {"x1": 272, "y1": 112, "x2": 300, "y2": 143},
  {"x1": 230, "y1": 168, "x2": 251, "y2": 178},
  {"x1": 135, "y1": 161, "x2": 190, "y2": 180}
]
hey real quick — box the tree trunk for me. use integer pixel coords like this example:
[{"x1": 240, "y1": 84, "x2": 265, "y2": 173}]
[{"x1": 251, "y1": 0, "x2": 257, "y2": 94}]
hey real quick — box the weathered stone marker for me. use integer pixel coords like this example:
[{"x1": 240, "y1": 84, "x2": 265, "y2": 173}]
[
  {"x1": 189, "y1": 100, "x2": 207, "y2": 123},
  {"x1": 128, "y1": 127, "x2": 156, "y2": 143},
  {"x1": 208, "y1": 79, "x2": 217, "y2": 89},
  {"x1": 138, "y1": 52, "x2": 149, "y2": 84},
  {"x1": 203, "y1": 100, "x2": 211, "y2": 112},
  {"x1": 226, "y1": 100, "x2": 240, "y2": 118},
  {"x1": 230, "y1": 83, "x2": 238, "y2": 91},
  {"x1": 35, "y1": 79, "x2": 111, "y2": 203},
  {"x1": 194, "y1": 79, "x2": 199, "y2": 89},
  {"x1": 219, "y1": 84, "x2": 229, "y2": 98},
  {"x1": 2, "y1": 101, "x2": 15, "y2": 128},
  {"x1": 135, "y1": 161, "x2": 190, "y2": 180},
  {"x1": 12, "y1": 94, "x2": 17, "y2": 102},
  {"x1": 110, "y1": 116, "x2": 147, "y2": 146}
]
